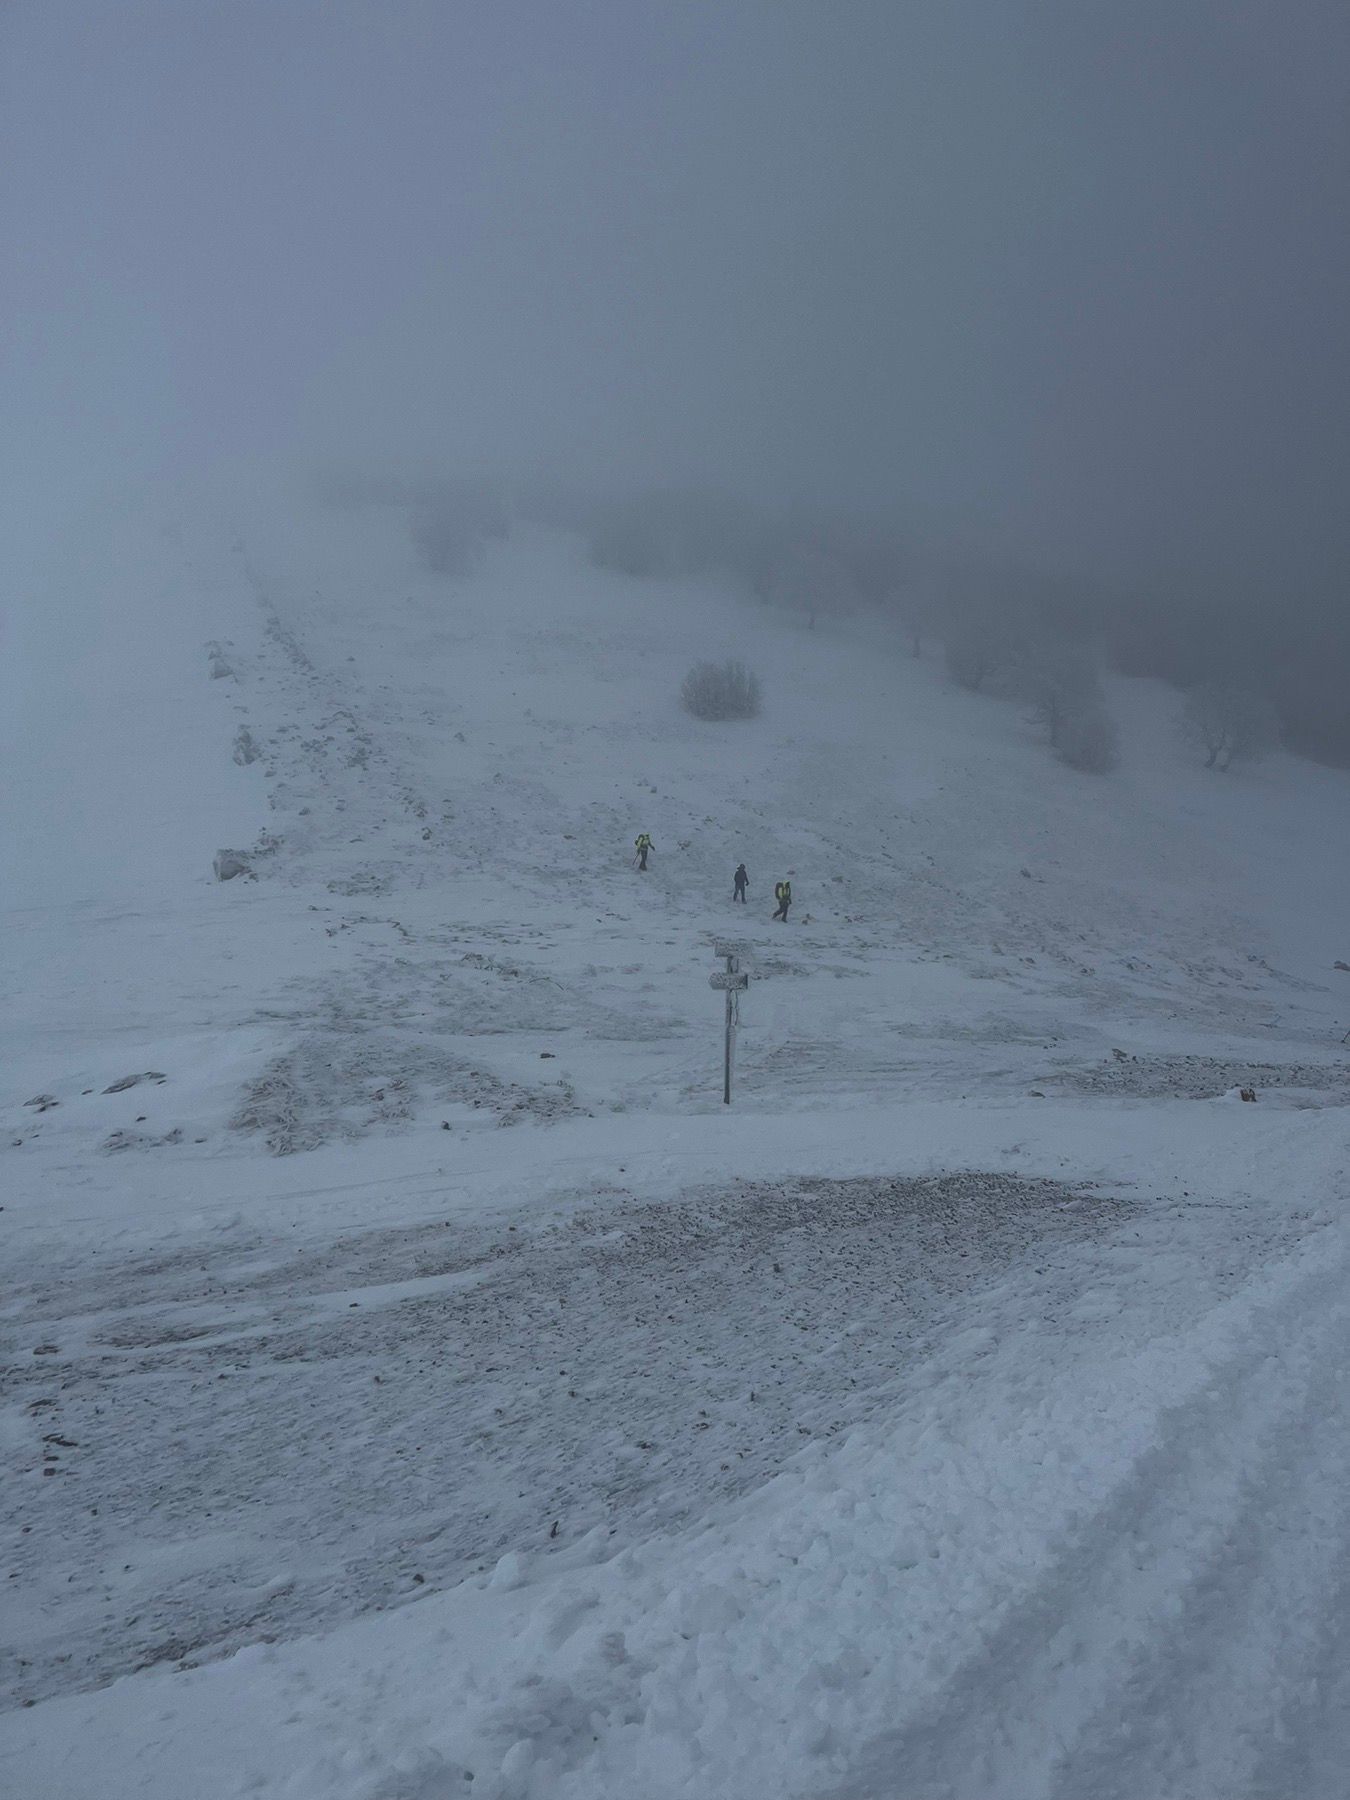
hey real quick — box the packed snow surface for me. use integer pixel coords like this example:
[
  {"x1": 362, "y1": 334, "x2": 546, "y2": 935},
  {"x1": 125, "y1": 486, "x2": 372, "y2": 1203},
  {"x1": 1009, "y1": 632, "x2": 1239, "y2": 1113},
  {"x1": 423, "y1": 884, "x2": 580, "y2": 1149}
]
[{"x1": 3, "y1": 491, "x2": 1349, "y2": 1798}]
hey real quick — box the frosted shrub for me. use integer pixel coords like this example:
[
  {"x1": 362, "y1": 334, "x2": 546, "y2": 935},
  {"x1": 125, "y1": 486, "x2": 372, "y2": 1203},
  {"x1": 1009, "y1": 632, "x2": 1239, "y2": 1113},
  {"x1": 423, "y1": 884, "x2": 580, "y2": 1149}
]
[
  {"x1": 942, "y1": 609, "x2": 1025, "y2": 694},
  {"x1": 1056, "y1": 704, "x2": 1120, "y2": 773},
  {"x1": 409, "y1": 483, "x2": 507, "y2": 577},
  {"x1": 1019, "y1": 643, "x2": 1102, "y2": 749},
  {"x1": 680, "y1": 659, "x2": 762, "y2": 721},
  {"x1": 755, "y1": 542, "x2": 857, "y2": 630},
  {"x1": 1181, "y1": 682, "x2": 1279, "y2": 770}
]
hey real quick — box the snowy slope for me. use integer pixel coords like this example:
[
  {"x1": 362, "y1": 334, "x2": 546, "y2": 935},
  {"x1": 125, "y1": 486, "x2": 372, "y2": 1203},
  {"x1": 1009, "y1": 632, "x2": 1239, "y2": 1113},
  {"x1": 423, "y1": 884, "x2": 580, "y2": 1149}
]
[
  {"x1": 3, "y1": 488, "x2": 1350, "y2": 1799},
  {"x1": 6, "y1": 494, "x2": 1348, "y2": 1207}
]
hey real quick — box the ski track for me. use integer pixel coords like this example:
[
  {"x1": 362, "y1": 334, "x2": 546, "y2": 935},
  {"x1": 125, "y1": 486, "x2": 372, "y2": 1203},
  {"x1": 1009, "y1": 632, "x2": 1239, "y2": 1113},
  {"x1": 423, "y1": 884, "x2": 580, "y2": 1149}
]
[{"x1": 826, "y1": 1237, "x2": 1350, "y2": 1800}]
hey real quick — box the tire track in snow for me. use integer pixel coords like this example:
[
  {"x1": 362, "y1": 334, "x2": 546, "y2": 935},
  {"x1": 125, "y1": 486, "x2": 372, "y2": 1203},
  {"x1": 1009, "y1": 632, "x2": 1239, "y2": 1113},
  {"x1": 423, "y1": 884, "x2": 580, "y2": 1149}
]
[
  {"x1": 1045, "y1": 1284, "x2": 1350, "y2": 1798},
  {"x1": 826, "y1": 1232, "x2": 1350, "y2": 1800}
]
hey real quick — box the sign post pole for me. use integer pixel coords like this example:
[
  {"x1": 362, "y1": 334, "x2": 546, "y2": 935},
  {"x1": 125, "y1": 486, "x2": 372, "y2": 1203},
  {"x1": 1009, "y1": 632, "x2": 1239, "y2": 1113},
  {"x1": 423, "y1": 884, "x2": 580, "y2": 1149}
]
[
  {"x1": 710, "y1": 942, "x2": 749, "y2": 1106},
  {"x1": 724, "y1": 960, "x2": 735, "y2": 1105}
]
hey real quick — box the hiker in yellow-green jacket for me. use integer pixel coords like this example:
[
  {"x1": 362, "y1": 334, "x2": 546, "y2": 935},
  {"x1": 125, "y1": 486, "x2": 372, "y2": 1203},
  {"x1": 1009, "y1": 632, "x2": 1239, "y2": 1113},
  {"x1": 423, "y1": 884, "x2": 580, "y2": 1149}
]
[
  {"x1": 634, "y1": 832, "x2": 654, "y2": 871},
  {"x1": 773, "y1": 878, "x2": 792, "y2": 921}
]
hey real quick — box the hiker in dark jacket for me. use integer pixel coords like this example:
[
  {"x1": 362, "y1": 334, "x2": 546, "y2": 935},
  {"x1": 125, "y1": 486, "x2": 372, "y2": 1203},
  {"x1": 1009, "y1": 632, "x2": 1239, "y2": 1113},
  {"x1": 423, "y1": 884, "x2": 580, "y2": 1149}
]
[
  {"x1": 733, "y1": 863, "x2": 748, "y2": 903},
  {"x1": 773, "y1": 878, "x2": 792, "y2": 921}
]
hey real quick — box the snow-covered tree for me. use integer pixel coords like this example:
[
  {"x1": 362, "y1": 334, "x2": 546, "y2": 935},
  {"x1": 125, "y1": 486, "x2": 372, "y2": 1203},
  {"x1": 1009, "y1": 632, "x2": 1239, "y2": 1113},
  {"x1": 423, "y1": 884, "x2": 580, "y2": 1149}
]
[
  {"x1": 941, "y1": 603, "x2": 1026, "y2": 693},
  {"x1": 896, "y1": 588, "x2": 940, "y2": 658},
  {"x1": 410, "y1": 482, "x2": 507, "y2": 576},
  {"x1": 755, "y1": 542, "x2": 857, "y2": 631},
  {"x1": 1019, "y1": 643, "x2": 1102, "y2": 751},
  {"x1": 1181, "y1": 682, "x2": 1279, "y2": 770},
  {"x1": 1057, "y1": 703, "x2": 1120, "y2": 772}
]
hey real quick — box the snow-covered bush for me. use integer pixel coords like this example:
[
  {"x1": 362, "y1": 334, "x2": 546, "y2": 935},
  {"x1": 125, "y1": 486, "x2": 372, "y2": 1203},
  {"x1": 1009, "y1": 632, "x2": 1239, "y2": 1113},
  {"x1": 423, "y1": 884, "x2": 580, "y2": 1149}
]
[
  {"x1": 681, "y1": 659, "x2": 762, "y2": 720},
  {"x1": 1181, "y1": 682, "x2": 1279, "y2": 770},
  {"x1": 1056, "y1": 703, "x2": 1120, "y2": 773},
  {"x1": 410, "y1": 483, "x2": 508, "y2": 577}
]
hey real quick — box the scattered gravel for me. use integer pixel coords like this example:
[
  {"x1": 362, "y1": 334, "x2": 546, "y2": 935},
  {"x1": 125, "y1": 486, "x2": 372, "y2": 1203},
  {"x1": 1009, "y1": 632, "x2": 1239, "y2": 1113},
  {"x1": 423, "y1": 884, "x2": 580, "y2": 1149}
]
[
  {"x1": 3, "y1": 1170, "x2": 1138, "y2": 1707},
  {"x1": 1052, "y1": 1054, "x2": 1350, "y2": 1101}
]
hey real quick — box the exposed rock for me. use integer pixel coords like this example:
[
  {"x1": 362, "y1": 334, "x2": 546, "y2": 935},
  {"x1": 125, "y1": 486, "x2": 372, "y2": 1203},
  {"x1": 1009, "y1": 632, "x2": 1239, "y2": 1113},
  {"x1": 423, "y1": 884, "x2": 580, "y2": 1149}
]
[
  {"x1": 213, "y1": 850, "x2": 253, "y2": 882},
  {"x1": 103, "y1": 1127, "x2": 183, "y2": 1153},
  {"x1": 102, "y1": 1072, "x2": 167, "y2": 1094}
]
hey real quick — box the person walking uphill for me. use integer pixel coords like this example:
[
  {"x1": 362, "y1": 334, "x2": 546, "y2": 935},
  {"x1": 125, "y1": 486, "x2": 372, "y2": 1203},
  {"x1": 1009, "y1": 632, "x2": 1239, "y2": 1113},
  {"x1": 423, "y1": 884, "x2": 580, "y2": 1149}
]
[
  {"x1": 634, "y1": 832, "x2": 654, "y2": 871},
  {"x1": 772, "y1": 878, "x2": 792, "y2": 921},
  {"x1": 733, "y1": 863, "x2": 749, "y2": 903}
]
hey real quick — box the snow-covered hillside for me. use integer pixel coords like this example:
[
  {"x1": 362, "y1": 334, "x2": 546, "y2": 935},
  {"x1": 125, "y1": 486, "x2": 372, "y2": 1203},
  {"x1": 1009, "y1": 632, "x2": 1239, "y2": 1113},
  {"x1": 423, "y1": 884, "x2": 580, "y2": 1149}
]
[{"x1": 4, "y1": 491, "x2": 1350, "y2": 1799}]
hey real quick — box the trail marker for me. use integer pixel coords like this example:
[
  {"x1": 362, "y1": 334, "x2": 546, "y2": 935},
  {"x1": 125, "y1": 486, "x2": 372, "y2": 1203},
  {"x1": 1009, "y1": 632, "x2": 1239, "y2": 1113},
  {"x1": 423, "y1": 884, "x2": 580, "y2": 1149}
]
[{"x1": 710, "y1": 944, "x2": 750, "y2": 1104}]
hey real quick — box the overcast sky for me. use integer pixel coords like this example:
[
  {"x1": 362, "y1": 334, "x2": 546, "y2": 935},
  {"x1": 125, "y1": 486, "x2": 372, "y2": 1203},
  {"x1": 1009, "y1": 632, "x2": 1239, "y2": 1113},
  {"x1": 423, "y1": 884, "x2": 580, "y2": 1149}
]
[{"x1": 3, "y1": 0, "x2": 1348, "y2": 604}]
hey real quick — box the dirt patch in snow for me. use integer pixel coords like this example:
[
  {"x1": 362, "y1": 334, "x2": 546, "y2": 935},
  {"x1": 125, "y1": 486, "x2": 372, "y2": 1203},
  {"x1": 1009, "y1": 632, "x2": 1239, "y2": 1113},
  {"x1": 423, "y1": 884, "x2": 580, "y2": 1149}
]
[
  {"x1": 232, "y1": 1032, "x2": 582, "y2": 1154},
  {"x1": 1052, "y1": 1054, "x2": 1350, "y2": 1101},
  {"x1": 3, "y1": 1169, "x2": 1140, "y2": 1706}
]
